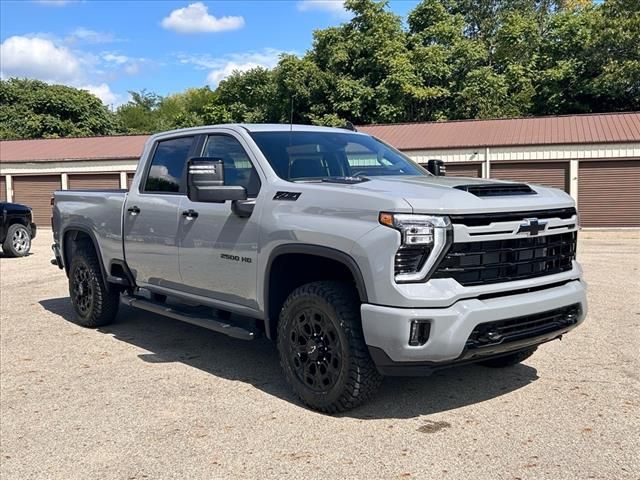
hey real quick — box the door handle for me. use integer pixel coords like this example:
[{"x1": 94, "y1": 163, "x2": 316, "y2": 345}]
[
  {"x1": 127, "y1": 206, "x2": 140, "y2": 215},
  {"x1": 182, "y1": 209, "x2": 199, "y2": 219}
]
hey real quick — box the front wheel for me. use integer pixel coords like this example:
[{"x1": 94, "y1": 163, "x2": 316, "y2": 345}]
[
  {"x1": 68, "y1": 247, "x2": 120, "y2": 327},
  {"x1": 479, "y1": 347, "x2": 537, "y2": 368},
  {"x1": 2, "y1": 224, "x2": 31, "y2": 257},
  {"x1": 277, "y1": 281, "x2": 382, "y2": 413}
]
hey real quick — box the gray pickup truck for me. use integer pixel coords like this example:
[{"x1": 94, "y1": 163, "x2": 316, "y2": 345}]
[{"x1": 52, "y1": 124, "x2": 587, "y2": 412}]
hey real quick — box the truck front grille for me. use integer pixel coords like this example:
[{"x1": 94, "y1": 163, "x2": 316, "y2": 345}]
[
  {"x1": 431, "y1": 232, "x2": 576, "y2": 286},
  {"x1": 466, "y1": 303, "x2": 582, "y2": 349}
]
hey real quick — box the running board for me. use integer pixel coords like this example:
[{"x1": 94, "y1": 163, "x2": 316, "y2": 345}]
[{"x1": 121, "y1": 295, "x2": 258, "y2": 340}]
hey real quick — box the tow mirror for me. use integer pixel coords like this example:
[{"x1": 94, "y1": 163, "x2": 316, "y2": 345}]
[
  {"x1": 187, "y1": 157, "x2": 247, "y2": 203},
  {"x1": 427, "y1": 159, "x2": 446, "y2": 176}
]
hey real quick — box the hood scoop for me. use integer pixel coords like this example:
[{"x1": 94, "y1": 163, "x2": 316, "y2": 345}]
[{"x1": 454, "y1": 183, "x2": 536, "y2": 197}]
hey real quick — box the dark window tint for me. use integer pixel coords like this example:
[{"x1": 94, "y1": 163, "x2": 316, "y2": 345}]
[
  {"x1": 249, "y1": 131, "x2": 427, "y2": 181},
  {"x1": 144, "y1": 136, "x2": 194, "y2": 192},
  {"x1": 204, "y1": 135, "x2": 261, "y2": 197}
]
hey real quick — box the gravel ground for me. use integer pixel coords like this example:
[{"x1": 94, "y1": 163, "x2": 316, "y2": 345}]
[{"x1": 1, "y1": 230, "x2": 639, "y2": 480}]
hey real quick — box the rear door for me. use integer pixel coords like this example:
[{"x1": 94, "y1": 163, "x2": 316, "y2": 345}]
[
  {"x1": 123, "y1": 135, "x2": 196, "y2": 288},
  {"x1": 178, "y1": 132, "x2": 262, "y2": 308}
]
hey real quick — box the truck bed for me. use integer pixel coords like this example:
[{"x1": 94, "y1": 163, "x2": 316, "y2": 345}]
[{"x1": 52, "y1": 189, "x2": 127, "y2": 272}]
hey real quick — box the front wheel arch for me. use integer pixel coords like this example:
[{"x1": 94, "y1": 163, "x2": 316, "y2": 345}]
[{"x1": 263, "y1": 245, "x2": 369, "y2": 340}]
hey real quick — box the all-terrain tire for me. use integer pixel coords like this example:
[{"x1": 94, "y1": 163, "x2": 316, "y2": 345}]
[
  {"x1": 2, "y1": 224, "x2": 31, "y2": 257},
  {"x1": 277, "y1": 281, "x2": 383, "y2": 413},
  {"x1": 479, "y1": 347, "x2": 537, "y2": 368},
  {"x1": 68, "y1": 246, "x2": 120, "y2": 327}
]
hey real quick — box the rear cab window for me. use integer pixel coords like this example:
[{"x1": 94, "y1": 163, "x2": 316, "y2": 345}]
[{"x1": 144, "y1": 136, "x2": 194, "y2": 193}]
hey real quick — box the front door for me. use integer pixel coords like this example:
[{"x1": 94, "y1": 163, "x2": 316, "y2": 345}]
[
  {"x1": 123, "y1": 135, "x2": 196, "y2": 289},
  {"x1": 178, "y1": 132, "x2": 262, "y2": 309}
]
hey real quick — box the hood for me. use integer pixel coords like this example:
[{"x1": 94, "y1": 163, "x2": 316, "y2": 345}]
[
  {"x1": 1, "y1": 202, "x2": 32, "y2": 214},
  {"x1": 328, "y1": 175, "x2": 575, "y2": 214}
]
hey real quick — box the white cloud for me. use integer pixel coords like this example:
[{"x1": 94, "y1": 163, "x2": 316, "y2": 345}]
[
  {"x1": 34, "y1": 0, "x2": 73, "y2": 6},
  {"x1": 70, "y1": 27, "x2": 119, "y2": 44},
  {"x1": 177, "y1": 48, "x2": 287, "y2": 86},
  {"x1": 123, "y1": 63, "x2": 140, "y2": 75},
  {"x1": 297, "y1": 0, "x2": 347, "y2": 14},
  {"x1": 80, "y1": 83, "x2": 122, "y2": 106},
  {"x1": 0, "y1": 36, "x2": 80, "y2": 83},
  {"x1": 161, "y1": 2, "x2": 244, "y2": 34},
  {"x1": 206, "y1": 61, "x2": 264, "y2": 85},
  {"x1": 0, "y1": 35, "x2": 126, "y2": 106},
  {"x1": 103, "y1": 53, "x2": 129, "y2": 64}
]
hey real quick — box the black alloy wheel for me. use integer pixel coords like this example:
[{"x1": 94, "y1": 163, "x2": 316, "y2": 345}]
[
  {"x1": 72, "y1": 262, "x2": 95, "y2": 317},
  {"x1": 286, "y1": 306, "x2": 342, "y2": 392}
]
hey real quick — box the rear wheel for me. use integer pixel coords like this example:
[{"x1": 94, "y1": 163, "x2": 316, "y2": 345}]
[
  {"x1": 277, "y1": 281, "x2": 382, "y2": 413},
  {"x1": 2, "y1": 224, "x2": 31, "y2": 257},
  {"x1": 68, "y1": 247, "x2": 120, "y2": 327},
  {"x1": 479, "y1": 347, "x2": 537, "y2": 368}
]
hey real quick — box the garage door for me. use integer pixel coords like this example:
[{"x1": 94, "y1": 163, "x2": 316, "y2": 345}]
[
  {"x1": 68, "y1": 173, "x2": 121, "y2": 190},
  {"x1": 127, "y1": 173, "x2": 135, "y2": 189},
  {"x1": 445, "y1": 163, "x2": 482, "y2": 178},
  {"x1": 578, "y1": 160, "x2": 640, "y2": 227},
  {"x1": 491, "y1": 162, "x2": 569, "y2": 192},
  {"x1": 0, "y1": 176, "x2": 6, "y2": 201},
  {"x1": 12, "y1": 175, "x2": 61, "y2": 226}
]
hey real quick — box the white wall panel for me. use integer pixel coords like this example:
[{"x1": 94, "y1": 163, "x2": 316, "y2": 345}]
[{"x1": 406, "y1": 142, "x2": 640, "y2": 164}]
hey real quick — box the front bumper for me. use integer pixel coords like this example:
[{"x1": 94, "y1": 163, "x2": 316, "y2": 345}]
[
  {"x1": 29, "y1": 223, "x2": 37, "y2": 240},
  {"x1": 361, "y1": 279, "x2": 587, "y2": 375}
]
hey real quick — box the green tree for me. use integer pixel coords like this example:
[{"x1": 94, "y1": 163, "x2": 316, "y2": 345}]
[
  {"x1": 115, "y1": 89, "x2": 163, "y2": 133},
  {"x1": 0, "y1": 78, "x2": 117, "y2": 139},
  {"x1": 202, "y1": 67, "x2": 277, "y2": 124}
]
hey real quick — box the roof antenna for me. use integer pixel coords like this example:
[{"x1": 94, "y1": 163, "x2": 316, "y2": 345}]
[
  {"x1": 288, "y1": 96, "x2": 294, "y2": 179},
  {"x1": 289, "y1": 96, "x2": 294, "y2": 133}
]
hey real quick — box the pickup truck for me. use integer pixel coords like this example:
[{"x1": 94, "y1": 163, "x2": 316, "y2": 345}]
[
  {"x1": 1, "y1": 201, "x2": 36, "y2": 257},
  {"x1": 51, "y1": 124, "x2": 587, "y2": 413}
]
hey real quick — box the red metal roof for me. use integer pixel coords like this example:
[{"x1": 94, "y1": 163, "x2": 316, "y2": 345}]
[
  {"x1": 358, "y1": 112, "x2": 640, "y2": 150},
  {"x1": 1, "y1": 113, "x2": 638, "y2": 164},
  {"x1": 0, "y1": 135, "x2": 148, "y2": 163}
]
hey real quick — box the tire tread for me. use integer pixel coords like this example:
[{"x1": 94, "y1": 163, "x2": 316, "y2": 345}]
[
  {"x1": 277, "y1": 281, "x2": 382, "y2": 413},
  {"x1": 69, "y1": 246, "x2": 119, "y2": 328}
]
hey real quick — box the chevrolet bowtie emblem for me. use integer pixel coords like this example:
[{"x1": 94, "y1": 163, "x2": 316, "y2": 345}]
[{"x1": 517, "y1": 218, "x2": 547, "y2": 236}]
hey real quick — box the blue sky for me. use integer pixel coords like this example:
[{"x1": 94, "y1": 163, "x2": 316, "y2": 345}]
[{"x1": 0, "y1": 0, "x2": 419, "y2": 107}]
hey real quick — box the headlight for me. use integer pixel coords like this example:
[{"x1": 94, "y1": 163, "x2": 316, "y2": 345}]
[{"x1": 379, "y1": 213, "x2": 452, "y2": 283}]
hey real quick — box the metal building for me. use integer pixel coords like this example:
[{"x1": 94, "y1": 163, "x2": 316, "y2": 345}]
[{"x1": 1, "y1": 112, "x2": 638, "y2": 227}]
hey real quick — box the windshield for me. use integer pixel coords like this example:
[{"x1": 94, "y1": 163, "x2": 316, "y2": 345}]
[{"x1": 249, "y1": 131, "x2": 429, "y2": 182}]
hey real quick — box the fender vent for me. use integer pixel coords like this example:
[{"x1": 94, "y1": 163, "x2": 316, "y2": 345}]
[{"x1": 454, "y1": 183, "x2": 536, "y2": 197}]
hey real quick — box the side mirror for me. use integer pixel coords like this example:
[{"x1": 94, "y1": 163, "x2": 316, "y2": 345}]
[
  {"x1": 187, "y1": 157, "x2": 247, "y2": 203},
  {"x1": 427, "y1": 159, "x2": 446, "y2": 176}
]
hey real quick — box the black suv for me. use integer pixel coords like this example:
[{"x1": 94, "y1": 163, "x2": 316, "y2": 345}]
[{"x1": 1, "y1": 202, "x2": 37, "y2": 257}]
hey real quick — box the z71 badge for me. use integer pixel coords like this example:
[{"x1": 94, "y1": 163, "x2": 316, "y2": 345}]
[{"x1": 273, "y1": 191, "x2": 301, "y2": 201}]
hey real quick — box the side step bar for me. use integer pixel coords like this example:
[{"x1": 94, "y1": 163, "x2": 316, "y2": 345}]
[{"x1": 121, "y1": 295, "x2": 258, "y2": 341}]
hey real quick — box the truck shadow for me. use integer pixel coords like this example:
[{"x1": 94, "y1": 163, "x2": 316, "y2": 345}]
[{"x1": 40, "y1": 297, "x2": 539, "y2": 419}]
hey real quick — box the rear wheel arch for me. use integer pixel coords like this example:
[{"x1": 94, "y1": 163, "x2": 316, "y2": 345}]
[
  {"x1": 62, "y1": 227, "x2": 108, "y2": 287},
  {"x1": 263, "y1": 244, "x2": 368, "y2": 340}
]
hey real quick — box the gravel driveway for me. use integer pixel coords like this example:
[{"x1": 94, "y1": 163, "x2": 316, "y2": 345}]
[{"x1": 1, "y1": 230, "x2": 638, "y2": 479}]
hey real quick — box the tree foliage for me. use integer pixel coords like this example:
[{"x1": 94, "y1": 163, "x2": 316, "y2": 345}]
[
  {"x1": 1, "y1": 0, "x2": 637, "y2": 139},
  {"x1": 0, "y1": 78, "x2": 117, "y2": 139}
]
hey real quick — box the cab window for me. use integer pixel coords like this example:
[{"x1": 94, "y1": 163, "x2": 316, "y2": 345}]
[
  {"x1": 144, "y1": 136, "x2": 194, "y2": 193},
  {"x1": 203, "y1": 135, "x2": 261, "y2": 197}
]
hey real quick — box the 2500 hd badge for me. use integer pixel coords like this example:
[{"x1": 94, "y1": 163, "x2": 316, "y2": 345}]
[{"x1": 221, "y1": 253, "x2": 252, "y2": 263}]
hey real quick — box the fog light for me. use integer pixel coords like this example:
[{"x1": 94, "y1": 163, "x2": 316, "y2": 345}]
[{"x1": 409, "y1": 320, "x2": 431, "y2": 346}]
